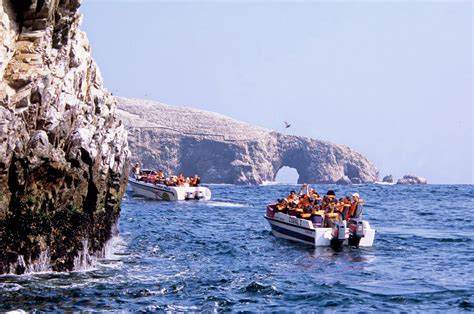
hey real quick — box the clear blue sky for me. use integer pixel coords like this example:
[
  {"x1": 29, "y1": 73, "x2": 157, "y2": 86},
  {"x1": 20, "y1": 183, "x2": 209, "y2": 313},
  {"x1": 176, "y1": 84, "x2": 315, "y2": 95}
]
[{"x1": 81, "y1": 0, "x2": 473, "y2": 184}]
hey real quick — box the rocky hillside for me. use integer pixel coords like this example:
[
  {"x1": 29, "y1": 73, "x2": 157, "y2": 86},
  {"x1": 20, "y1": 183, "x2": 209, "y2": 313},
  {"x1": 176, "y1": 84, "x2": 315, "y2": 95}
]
[
  {"x1": 0, "y1": 0, "x2": 129, "y2": 274},
  {"x1": 116, "y1": 97, "x2": 378, "y2": 185}
]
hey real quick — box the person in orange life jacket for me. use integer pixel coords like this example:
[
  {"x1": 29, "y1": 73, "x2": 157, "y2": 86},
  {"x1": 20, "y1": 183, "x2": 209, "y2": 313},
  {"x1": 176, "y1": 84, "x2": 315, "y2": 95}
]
[
  {"x1": 155, "y1": 170, "x2": 166, "y2": 184},
  {"x1": 322, "y1": 190, "x2": 337, "y2": 211},
  {"x1": 348, "y1": 193, "x2": 364, "y2": 219},
  {"x1": 287, "y1": 191, "x2": 299, "y2": 204},
  {"x1": 192, "y1": 175, "x2": 201, "y2": 187}
]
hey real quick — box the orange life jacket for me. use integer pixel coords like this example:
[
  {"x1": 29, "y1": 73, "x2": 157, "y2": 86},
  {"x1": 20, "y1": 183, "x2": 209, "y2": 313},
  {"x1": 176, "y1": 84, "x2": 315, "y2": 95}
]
[{"x1": 348, "y1": 202, "x2": 358, "y2": 218}]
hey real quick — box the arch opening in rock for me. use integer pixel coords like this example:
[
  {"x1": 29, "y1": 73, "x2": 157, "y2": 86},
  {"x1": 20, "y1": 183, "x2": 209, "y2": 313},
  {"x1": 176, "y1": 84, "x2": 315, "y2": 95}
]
[{"x1": 274, "y1": 166, "x2": 299, "y2": 184}]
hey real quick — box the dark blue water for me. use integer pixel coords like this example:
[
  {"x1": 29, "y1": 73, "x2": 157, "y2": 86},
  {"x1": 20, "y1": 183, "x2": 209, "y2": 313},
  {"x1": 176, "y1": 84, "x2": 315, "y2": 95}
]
[{"x1": 1, "y1": 184, "x2": 473, "y2": 311}]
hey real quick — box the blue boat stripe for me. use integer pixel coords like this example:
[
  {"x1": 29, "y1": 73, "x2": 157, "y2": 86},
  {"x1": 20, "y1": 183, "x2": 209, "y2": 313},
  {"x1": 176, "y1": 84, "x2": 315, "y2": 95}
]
[
  {"x1": 129, "y1": 180, "x2": 176, "y2": 197},
  {"x1": 270, "y1": 223, "x2": 314, "y2": 244},
  {"x1": 265, "y1": 216, "x2": 313, "y2": 231}
]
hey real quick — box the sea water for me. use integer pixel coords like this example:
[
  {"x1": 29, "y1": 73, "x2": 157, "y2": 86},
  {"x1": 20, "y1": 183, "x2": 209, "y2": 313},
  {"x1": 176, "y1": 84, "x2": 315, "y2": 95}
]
[{"x1": 0, "y1": 184, "x2": 473, "y2": 311}]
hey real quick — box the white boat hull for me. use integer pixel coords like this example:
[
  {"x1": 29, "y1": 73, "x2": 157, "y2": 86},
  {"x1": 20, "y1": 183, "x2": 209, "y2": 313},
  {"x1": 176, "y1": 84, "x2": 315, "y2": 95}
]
[
  {"x1": 128, "y1": 177, "x2": 211, "y2": 201},
  {"x1": 265, "y1": 209, "x2": 375, "y2": 247}
]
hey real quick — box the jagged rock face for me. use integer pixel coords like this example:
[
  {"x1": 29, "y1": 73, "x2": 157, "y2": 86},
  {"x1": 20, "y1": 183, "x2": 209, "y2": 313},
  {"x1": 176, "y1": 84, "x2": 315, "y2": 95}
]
[
  {"x1": 383, "y1": 175, "x2": 394, "y2": 183},
  {"x1": 0, "y1": 0, "x2": 130, "y2": 274},
  {"x1": 397, "y1": 175, "x2": 427, "y2": 185},
  {"x1": 116, "y1": 97, "x2": 378, "y2": 185}
]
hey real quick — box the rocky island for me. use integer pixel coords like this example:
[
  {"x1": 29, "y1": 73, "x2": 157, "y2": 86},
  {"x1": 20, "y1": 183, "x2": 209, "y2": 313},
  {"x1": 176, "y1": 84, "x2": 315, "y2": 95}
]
[
  {"x1": 397, "y1": 175, "x2": 428, "y2": 185},
  {"x1": 0, "y1": 0, "x2": 129, "y2": 274},
  {"x1": 382, "y1": 175, "x2": 394, "y2": 183},
  {"x1": 116, "y1": 97, "x2": 379, "y2": 185}
]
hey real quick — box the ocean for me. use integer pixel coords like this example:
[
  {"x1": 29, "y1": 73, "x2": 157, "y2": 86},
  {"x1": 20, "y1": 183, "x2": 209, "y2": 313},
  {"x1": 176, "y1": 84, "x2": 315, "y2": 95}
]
[{"x1": 1, "y1": 184, "x2": 473, "y2": 311}]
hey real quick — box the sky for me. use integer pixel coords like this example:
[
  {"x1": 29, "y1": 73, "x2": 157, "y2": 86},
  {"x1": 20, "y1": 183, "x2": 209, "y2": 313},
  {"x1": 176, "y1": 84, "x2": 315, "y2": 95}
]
[{"x1": 80, "y1": 0, "x2": 473, "y2": 184}]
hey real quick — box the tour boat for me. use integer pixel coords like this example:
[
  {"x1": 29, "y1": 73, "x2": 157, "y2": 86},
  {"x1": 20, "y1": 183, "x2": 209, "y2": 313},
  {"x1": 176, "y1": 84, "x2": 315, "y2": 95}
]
[
  {"x1": 264, "y1": 205, "x2": 375, "y2": 248},
  {"x1": 128, "y1": 172, "x2": 211, "y2": 201}
]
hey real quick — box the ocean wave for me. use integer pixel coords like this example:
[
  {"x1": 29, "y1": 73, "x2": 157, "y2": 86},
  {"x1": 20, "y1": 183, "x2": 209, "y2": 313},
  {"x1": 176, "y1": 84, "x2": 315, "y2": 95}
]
[
  {"x1": 0, "y1": 283, "x2": 24, "y2": 292},
  {"x1": 2, "y1": 184, "x2": 473, "y2": 312},
  {"x1": 241, "y1": 281, "x2": 282, "y2": 296}
]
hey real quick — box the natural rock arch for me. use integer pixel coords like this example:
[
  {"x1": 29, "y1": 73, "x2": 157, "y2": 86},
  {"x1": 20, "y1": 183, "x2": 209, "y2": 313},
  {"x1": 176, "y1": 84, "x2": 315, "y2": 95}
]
[
  {"x1": 274, "y1": 166, "x2": 299, "y2": 184},
  {"x1": 117, "y1": 97, "x2": 379, "y2": 185}
]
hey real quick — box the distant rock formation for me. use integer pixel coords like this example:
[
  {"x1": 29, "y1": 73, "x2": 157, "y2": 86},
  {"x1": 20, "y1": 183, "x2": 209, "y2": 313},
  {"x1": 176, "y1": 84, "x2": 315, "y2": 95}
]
[
  {"x1": 0, "y1": 0, "x2": 129, "y2": 274},
  {"x1": 383, "y1": 175, "x2": 394, "y2": 183},
  {"x1": 116, "y1": 97, "x2": 379, "y2": 185},
  {"x1": 397, "y1": 175, "x2": 427, "y2": 185},
  {"x1": 336, "y1": 176, "x2": 352, "y2": 185}
]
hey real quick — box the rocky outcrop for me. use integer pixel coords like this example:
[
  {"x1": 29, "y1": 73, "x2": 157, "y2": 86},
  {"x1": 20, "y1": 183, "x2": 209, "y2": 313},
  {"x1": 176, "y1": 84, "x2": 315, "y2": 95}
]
[
  {"x1": 0, "y1": 0, "x2": 129, "y2": 274},
  {"x1": 383, "y1": 175, "x2": 394, "y2": 183},
  {"x1": 336, "y1": 176, "x2": 352, "y2": 185},
  {"x1": 397, "y1": 175, "x2": 427, "y2": 185},
  {"x1": 116, "y1": 97, "x2": 378, "y2": 185}
]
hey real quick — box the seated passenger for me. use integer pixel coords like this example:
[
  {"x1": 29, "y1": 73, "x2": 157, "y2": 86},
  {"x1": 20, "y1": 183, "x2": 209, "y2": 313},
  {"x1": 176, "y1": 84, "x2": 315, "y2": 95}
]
[
  {"x1": 324, "y1": 193, "x2": 342, "y2": 226},
  {"x1": 156, "y1": 170, "x2": 166, "y2": 184},
  {"x1": 167, "y1": 176, "x2": 178, "y2": 186},
  {"x1": 348, "y1": 193, "x2": 364, "y2": 219},
  {"x1": 340, "y1": 196, "x2": 352, "y2": 221},
  {"x1": 287, "y1": 191, "x2": 299, "y2": 204},
  {"x1": 299, "y1": 194, "x2": 313, "y2": 214},
  {"x1": 177, "y1": 174, "x2": 185, "y2": 186},
  {"x1": 287, "y1": 201, "x2": 300, "y2": 216},
  {"x1": 322, "y1": 190, "x2": 337, "y2": 211},
  {"x1": 275, "y1": 199, "x2": 288, "y2": 212},
  {"x1": 131, "y1": 162, "x2": 141, "y2": 176},
  {"x1": 335, "y1": 198, "x2": 345, "y2": 214},
  {"x1": 149, "y1": 174, "x2": 155, "y2": 183},
  {"x1": 311, "y1": 203, "x2": 322, "y2": 214},
  {"x1": 192, "y1": 175, "x2": 201, "y2": 187},
  {"x1": 309, "y1": 188, "x2": 321, "y2": 202}
]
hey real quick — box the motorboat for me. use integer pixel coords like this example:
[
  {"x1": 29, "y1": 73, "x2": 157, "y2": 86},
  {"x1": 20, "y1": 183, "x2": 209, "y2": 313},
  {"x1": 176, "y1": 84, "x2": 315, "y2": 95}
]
[
  {"x1": 264, "y1": 205, "x2": 375, "y2": 248},
  {"x1": 128, "y1": 171, "x2": 211, "y2": 201}
]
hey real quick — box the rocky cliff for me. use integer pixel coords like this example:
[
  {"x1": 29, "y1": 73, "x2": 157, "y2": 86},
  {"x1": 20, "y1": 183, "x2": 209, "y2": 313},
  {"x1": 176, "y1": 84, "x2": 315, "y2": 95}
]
[
  {"x1": 0, "y1": 0, "x2": 129, "y2": 274},
  {"x1": 116, "y1": 97, "x2": 378, "y2": 185}
]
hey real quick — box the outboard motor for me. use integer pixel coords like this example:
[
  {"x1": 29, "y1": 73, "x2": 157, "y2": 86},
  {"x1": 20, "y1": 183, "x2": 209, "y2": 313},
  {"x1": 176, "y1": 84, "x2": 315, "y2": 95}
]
[
  {"x1": 185, "y1": 191, "x2": 195, "y2": 200},
  {"x1": 195, "y1": 191, "x2": 204, "y2": 200},
  {"x1": 330, "y1": 221, "x2": 347, "y2": 249},
  {"x1": 348, "y1": 219, "x2": 365, "y2": 247}
]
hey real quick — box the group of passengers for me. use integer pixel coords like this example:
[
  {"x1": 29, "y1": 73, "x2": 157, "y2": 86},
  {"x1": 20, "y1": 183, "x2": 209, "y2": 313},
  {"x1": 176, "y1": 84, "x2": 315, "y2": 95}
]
[
  {"x1": 131, "y1": 163, "x2": 201, "y2": 187},
  {"x1": 273, "y1": 184, "x2": 364, "y2": 227}
]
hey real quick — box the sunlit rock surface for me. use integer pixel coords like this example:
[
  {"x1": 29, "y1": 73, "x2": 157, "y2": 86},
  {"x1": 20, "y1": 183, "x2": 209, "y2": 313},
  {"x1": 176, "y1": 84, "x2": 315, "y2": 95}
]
[
  {"x1": 116, "y1": 97, "x2": 378, "y2": 185},
  {"x1": 0, "y1": 0, "x2": 129, "y2": 274},
  {"x1": 397, "y1": 175, "x2": 428, "y2": 185}
]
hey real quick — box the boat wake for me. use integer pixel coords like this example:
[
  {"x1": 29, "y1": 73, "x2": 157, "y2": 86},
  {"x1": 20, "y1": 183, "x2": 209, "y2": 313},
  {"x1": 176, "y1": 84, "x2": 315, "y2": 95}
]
[{"x1": 207, "y1": 201, "x2": 246, "y2": 208}]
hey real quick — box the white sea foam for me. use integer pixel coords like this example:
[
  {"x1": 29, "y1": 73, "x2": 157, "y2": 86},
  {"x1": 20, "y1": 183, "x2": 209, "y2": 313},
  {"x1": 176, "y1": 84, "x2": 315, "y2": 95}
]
[
  {"x1": 73, "y1": 238, "x2": 97, "y2": 272},
  {"x1": 101, "y1": 234, "x2": 127, "y2": 260},
  {"x1": 207, "y1": 201, "x2": 246, "y2": 208},
  {"x1": 0, "y1": 283, "x2": 24, "y2": 292},
  {"x1": 96, "y1": 234, "x2": 128, "y2": 269},
  {"x1": 260, "y1": 181, "x2": 280, "y2": 186},
  {"x1": 3, "y1": 224, "x2": 127, "y2": 275},
  {"x1": 374, "y1": 181, "x2": 396, "y2": 185},
  {"x1": 6, "y1": 309, "x2": 27, "y2": 314},
  {"x1": 6, "y1": 250, "x2": 53, "y2": 275}
]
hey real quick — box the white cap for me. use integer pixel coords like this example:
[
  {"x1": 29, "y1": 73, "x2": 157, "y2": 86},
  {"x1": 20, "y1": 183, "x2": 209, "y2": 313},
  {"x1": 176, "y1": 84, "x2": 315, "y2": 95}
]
[{"x1": 352, "y1": 193, "x2": 360, "y2": 198}]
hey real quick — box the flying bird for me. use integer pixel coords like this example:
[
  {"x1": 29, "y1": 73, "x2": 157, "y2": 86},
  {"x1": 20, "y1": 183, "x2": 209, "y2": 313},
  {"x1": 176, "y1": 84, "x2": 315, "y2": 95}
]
[{"x1": 284, "y1": 121, "x2": 291, "y2": 128}]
